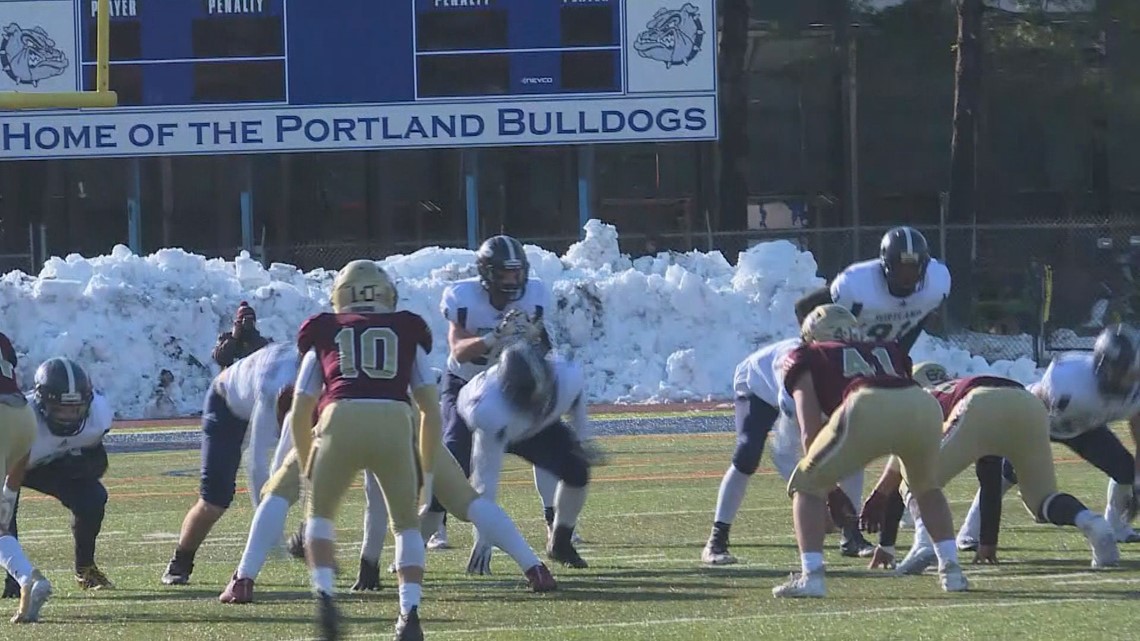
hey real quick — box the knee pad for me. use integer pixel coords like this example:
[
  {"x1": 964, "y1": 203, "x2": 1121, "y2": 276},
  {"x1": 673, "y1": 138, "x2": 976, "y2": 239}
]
[
  {"x1": 731, "y1": 440, "x2": 764, "y2": 476},
  {"x1": 305, "y1": 517, "x2": 335, "y2": 543},
  {"x1": 394, "y1": 529, "x2": 426, "y2": 570},
  {"x1": 561, "y1": 457, "x2": 590, "y2": 488}
]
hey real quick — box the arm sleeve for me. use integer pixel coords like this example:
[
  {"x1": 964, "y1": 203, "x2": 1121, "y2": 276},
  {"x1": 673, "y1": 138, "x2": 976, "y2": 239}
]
[
  {"x1": 290, "y1": 350, "x2": 323, "y2": 465},
  {"x1": 975, "y1": 455, "x2": 1005, "y2": 547},
  {"x1": 794, "y1": 286, "x2": 833, "y2": 324},
  {"x1": 410, "y1": 345, "x2": 442, "y2": 475},
  {"x1": 246, "y1": 397, "x2": 277, "y2": 508},
  {"x1": 469, "y1": 423, "x2": 506, "y2": 503}
]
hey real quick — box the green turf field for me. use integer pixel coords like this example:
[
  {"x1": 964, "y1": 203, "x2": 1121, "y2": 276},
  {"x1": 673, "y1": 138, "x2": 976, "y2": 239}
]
[{"x1": 6, "y1": 429, "x2": 1138, "y2": 641}]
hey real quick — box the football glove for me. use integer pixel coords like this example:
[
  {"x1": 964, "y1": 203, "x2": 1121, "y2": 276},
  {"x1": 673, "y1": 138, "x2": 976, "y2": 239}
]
[{"x1": 466, "y1": 532, "x2": 494, "y2": 576}]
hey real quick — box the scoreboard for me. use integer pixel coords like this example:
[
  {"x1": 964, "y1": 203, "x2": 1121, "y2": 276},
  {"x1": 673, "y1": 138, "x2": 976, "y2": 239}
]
[{"x1": 0, "y1": 0, "x2": 718, "y2": 159}]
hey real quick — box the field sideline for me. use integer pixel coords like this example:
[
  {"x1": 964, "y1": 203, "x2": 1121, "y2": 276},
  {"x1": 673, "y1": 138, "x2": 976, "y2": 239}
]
[{"x1": 7, "y1": 410, "x2": 1139, "y2": 641}]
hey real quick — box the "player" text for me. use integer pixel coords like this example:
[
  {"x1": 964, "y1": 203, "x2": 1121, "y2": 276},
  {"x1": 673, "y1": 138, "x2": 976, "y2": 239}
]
[
  {"x1": 91, "y1": 0, "x2": 136, "y2": 18},
  {"x1": 433, "y1": 0, "x2": 491, "y2": 7},
  {"x1": 208, "y1": 0, "x2": 265, "y2": 14}
]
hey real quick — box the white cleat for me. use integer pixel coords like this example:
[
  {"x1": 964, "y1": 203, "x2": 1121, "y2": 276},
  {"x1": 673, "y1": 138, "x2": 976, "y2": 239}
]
[
  {"x1": 10, "y1": 571, "x2": 51, "y2": 624},
  {"x1": 956, "y1": 536, "x2": 978, "y2": 552},
  {"x1": 427, "y1": 525, "x2": 450, "y2": 550},
  {"x1": 1081, "y1": 516, "x2": 1121, "y2": 568},
  {"x1": 895, "y1": 547, "x2": 936, "y2": 576},
  {"x1": 700, "y1": 543, "x2": 737, "y2": 566},
  {"x1": 939, "y1": 562, "x2": 969, "y2": 592},
  {"x1": 772, "y1": 570, "x2": 826, "y2": 598}
]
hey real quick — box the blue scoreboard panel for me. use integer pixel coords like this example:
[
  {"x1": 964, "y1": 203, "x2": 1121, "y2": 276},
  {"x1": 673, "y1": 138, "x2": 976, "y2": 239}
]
[{"x1": 4, "y1": 0, "x2": 718, "y2": 159}]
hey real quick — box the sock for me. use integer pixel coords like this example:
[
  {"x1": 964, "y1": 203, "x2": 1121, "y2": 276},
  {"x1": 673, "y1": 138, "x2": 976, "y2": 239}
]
[
  {"x1": 236, "y1": 495, "x2": 289, "y2": 579},
  {"x1": 958, "y1": 490, "x2": 982, "y2": 542},
  {"x1": 534, "y1": 467, "x2": 558, "y2": 513},
  {"x1": 710, "y1": 521, "x2": 730, "y2": 546},
  {"x1": 419, "y1": 511, "x2": 445, "y2": 544},
  {"x1": 398, "y1": 582, "x2": 422, "y2": 615},
  {"x1": 0, "y1": 536, "x2": 32, "y2": 587},
  {"x1": 906, "y1": 493, "x2": 934, "y2": 553},
  {"x1": 1074, "y1": 509, "x2": 1097, "y2": 530},
  {"x1": 467, "y1": 498, "x2": 541, "y2": 571},
  {"x1": 543, "y1": 507, "x2": 555, "y2": 529},
  {"x1": 173, "y1": 546, "x2": 196, "y2": 566},
  {"x1": 553, "y1": 483, "x2": 587, "y2": 529},
  {"x1": 361, "y1": 471, "x2": 387, "y2": 561},
  {"x1": 73, "y1": 511, "x2": 103, "y2": 570},
  {"x1": 839, "y1": 471, "x2": 863, "y2": 509},
  {"x1": 1041, "y1": 493, "x2": 1087, "y2": 528},
  {"x1": 713, "y1": 466, "x2": 751, "y2": 525},
  {"x1": 800, "y1": 552, "x2": 824, "y2": 575},
  {"x1": 933, "y1": 540, "x2": 959, "y2": 570},
  {"x1": 311, "y1": 566, "x2": 335, "y2": 595}
]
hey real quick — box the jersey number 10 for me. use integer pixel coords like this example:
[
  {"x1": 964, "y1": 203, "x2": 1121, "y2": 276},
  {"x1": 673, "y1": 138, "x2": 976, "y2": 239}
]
[{"x1": 334, "y1": 327, "x2": 399, "y2": 380}]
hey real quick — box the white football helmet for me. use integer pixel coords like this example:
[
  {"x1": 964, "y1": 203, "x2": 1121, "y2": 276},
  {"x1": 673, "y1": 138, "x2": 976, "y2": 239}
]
[{"x1": 800, "y1": 304, "x2": 860, "y2": 343}]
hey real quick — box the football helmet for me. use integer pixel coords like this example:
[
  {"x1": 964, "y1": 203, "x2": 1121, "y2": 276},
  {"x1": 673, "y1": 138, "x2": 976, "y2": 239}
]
[
  {"x1": 800, "y1": 304, "x2": 860, "y2": 343},
  {"x1": 880, "y1": 226, "x2": 931, "y2": 297},
  {"x1": 331, "y1": 260, "x2": 397, "y2": 314},
  {"x1": 34, "y1": 357, "x2": 94, "y2": 437},
  {"x1": 1093, "y1": 324, "x2": 1140, "y2": 394},
  {"x1": 912, "y1": 362, "x2": 951, "y2": 389},
  {"x1": 477, "y1": 235, "x2": 529, "y2": 302},
  {"x1": 498, "y1": 343, "x2": 555, "y2": 414}
]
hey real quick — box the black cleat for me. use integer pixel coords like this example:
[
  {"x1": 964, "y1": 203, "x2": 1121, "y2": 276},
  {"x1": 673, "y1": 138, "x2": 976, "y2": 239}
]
[
  {"x1": 317, "y1": 591, "x2": 340, "y2": 641},
  {"x1": 288, "y1": 522, "x2": 307, "y2": 560},
  {"x1": 351, "y1": 557, "x2": 381, "y2": 592},
  {"x1": 2, "y1": 573, "x2": 18, "y2": 598},
  {"x1": 161, "y1": 558, "x2": 193, "y2": 585},
  {"x1": 547, "y1": 525, "x2": 589, "y2": 569},
  {"x1": 839, "y1": 527, "x2": 874, "y2": 558},
  {"x1": 394, "y1": 606, "x2": 424, "y2": 641}
]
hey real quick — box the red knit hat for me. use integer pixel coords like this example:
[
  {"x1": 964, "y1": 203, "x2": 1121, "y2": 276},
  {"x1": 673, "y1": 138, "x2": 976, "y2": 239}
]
[{"x1": 235, "y1": 301, "x2": 256, "y2": 322}]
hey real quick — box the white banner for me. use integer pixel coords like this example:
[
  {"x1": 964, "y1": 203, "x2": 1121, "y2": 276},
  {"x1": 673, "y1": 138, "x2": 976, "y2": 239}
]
[{"x1": 0, "y1": 94, "x2": 717, "y2": 159}]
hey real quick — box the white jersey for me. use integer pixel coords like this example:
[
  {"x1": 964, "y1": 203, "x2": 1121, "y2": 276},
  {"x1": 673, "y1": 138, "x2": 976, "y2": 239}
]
[
  {"x1": 460, "y1": 357, "x2": 587, "y2": 502},
  {"x1": 733, "y1": 338, "x2": 801, "y2": 407},
  {"x1": 1029, "y1": 354, "x2": 1140, "y2": 440},
  {"x1": 830, "y1": 258, "x2": 951, "y2": 342},
  {"x1": 441, "y1": 277, "x2": 553, "y2": 383},
  {"x1": 215, "y1": 342, "x2": 301, "y2": 421},
  {"x1": 27, "y1": 392, "x2": 114, "y2": 468}
]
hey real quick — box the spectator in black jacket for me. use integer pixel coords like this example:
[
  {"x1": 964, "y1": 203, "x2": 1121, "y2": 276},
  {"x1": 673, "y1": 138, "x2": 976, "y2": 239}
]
[{"x1": 212, "y1": 302, "x2": 268, "y2": 368}]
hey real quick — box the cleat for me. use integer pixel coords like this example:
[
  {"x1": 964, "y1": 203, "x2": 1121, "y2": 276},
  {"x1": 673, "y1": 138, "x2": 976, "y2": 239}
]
[
  {"x1": 351, "y1": 558, "x2": 381, "y2": 592},
  {"x1": 1116, "y1": 529, "x2": 1140, "y2": 544},
  {"x1": 219, "y1": 574, "x2": 255, "y2": 604},
  {"x1": 839, "y1": 531, "x2": 874, "y2": 558},
  {"x1": 939, "y1": 561, "x2": 969, "y2": 592},
  {"x1": 161, "y1": 558, "x2": 193, "y2": 586},
  {"x1": 701, "y1": 540, "x2": 737, "y2": 566},
  {"x1": 867, "y1": 546, "x2": 896, "y2": 570},
  {"x1": 426, "y1": 524, "x2": 449, "y2": 551},
  {"x1": 316, "y1": 591, "x2": 339, "y2": 641},
  {"x1": 956, "y1": 536, "x2": 978, "y2": 552},
  {"x1": 288, "y1": 523, "x2": 307, "y2": 560},
  {"x1": 547, "y1": 525, "x2": 588, "y2": 569},
  {"x1": 10, "y1": 571, "x2": 51, "y2": 624},
  {"x1": 1, "y1": 574, "x2": 17, "y2": 599},
  {"x1": 75, "y1": 565, "x2": 114, "y2": 590},
  {"x1": 394, "y1": 605, "x2": 424, "y2": 641},
  {"x1": 895, "y1": 547, "x2": 936, "y2": 576},
  {"x1": 1080, "y1": 516, "x2": 1120, "y2": 569},
  {"x1": 772, "y1": 570, "x2": 825, "y2": 598},
  {"x1": 524, "y1": 563, "x2": 558, "y2": 593}
]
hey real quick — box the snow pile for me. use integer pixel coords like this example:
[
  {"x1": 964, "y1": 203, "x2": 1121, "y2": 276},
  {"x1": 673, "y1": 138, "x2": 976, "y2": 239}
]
[{"x1": 0, "y1": 219, "x2": 1042, "y2": 419}]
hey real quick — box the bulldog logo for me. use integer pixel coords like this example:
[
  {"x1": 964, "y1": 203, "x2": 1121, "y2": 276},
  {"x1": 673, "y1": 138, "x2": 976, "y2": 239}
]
[
  {"x1": 0, "y1": 23, "x2": 70, "y2": 87},
  {"x1": 633, "y1": 3, "x2": 704, "y2": 69}
]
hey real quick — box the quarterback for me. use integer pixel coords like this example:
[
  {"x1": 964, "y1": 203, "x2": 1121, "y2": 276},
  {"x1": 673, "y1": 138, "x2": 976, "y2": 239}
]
[
  {"x1": 460, "y1": 343, "x2": 595, "y2": 571},
  {"x1": 956, "y1": 324, "x2": 1140, "y2": 548},
  {"x1": 3, "y1": 358, "x2": 115, "y2": 593},
  {"x1": 879, "y1": 363, "x2": 1119, "y2": 574},
  {"x1": 774, "y1": 305, "x2": 966, "y2": 598},
  {"x1": 794, "y1": 226, "x2": 951, "y2": 559},
  {"x1": 426, "y1": 234, "x2": 569, "y2": 549},
  {"x1": 0, "y1": 333, "x2": 52, "y2": 623},
  {"x1": 161, "y1": 341, "x2": 301, "y2": 586}
]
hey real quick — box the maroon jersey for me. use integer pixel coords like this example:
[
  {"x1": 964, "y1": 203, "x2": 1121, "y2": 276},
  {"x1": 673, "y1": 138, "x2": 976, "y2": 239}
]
[
  {"x1": 297, "y1": 310, "x2": 432, "y2": 411},
  {"x1": 783, "y1": 340, "x2": 916, "y2": 416},
  {"x1": 930, "y1": 375, "x2": 1025, "y2": 420},
  {"x1": 0, "y1": 333, "x2": 20, "y2": 395}
]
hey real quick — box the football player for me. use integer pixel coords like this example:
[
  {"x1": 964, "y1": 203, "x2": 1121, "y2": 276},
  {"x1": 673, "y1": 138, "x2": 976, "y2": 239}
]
[
  {"x1": 219, "y1": 386, "x2": 556, "y2": 604},
  {"x1": 700, "y1": 338, "x2": 866, "y2": 565},
  {"x1": 794, "y1": 226, "x2": 952, "y2": 560},
  {"x1": 289, "y1": 260, "x2": 437, "y2": 641},
  {"x1": 774, "y1": 305, "x2": 967, "y2": 598},
  {"x1": 460, "y1": 343, "x2": 595, "y2": 571},
  {"x1": 955, "y1": 324, "x2": 1140, "y2": 548},
  {"x1": 426, "y1": 234, "x2": 571, "y2": 549},
  {"x1": 161, "y1": 342, "x2": 301, "y2": 586},
  {"x1": 876, "y1": 363, "x2": 1119, "y2": 574},
  {"x1": 0, "y1": 333, "x2": 52, "y2": 623},
  {"x1": 1, "y1": 358, "x2": 114, "y2": 592}
]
